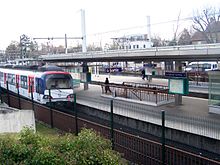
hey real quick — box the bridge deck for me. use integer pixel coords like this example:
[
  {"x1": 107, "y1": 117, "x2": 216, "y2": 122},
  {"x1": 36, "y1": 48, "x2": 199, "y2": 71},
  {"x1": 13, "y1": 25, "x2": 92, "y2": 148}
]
[{"x1": 40, "y1": 43, "x2": 220, "y2": 62}]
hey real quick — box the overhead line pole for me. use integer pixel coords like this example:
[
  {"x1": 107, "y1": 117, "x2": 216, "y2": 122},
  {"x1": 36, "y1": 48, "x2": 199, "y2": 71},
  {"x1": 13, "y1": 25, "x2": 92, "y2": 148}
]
[{"x1": 33, "y1": 35, "x2": 83, "y2": 54}]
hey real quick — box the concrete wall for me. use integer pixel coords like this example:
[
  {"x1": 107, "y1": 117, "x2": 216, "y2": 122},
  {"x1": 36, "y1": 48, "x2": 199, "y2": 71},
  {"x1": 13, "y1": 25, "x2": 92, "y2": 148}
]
[{"x1": 0, "y1": 109, "x2": 35, "y2": 133}]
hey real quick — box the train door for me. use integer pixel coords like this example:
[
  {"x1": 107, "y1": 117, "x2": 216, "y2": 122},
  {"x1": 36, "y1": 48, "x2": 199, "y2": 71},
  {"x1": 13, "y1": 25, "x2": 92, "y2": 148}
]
[
  {"x1": 28, "y1": 76, "x2": 34, "y2": 98},
  {"x1": 35, "y1": 78, "x2": 43, "y2": 102},
  {"x1": 16, "y1": 75, "x2": 19, "y2": 88}
]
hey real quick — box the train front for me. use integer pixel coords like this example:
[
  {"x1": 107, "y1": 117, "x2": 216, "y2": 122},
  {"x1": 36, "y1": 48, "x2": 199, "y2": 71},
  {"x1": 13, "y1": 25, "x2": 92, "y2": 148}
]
[{"x1": 38, "y1": 70, "x2": 74, "y2": 104}]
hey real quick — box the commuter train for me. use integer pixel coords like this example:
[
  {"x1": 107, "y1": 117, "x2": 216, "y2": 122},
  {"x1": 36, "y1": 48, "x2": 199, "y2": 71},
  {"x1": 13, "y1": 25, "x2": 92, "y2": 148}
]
[
  {"x1": 185, "y1": 62, "x2": 218, "y2": 72},
  {"x1": 0, "y1": 65, "x2": 74, "y2": 104}
]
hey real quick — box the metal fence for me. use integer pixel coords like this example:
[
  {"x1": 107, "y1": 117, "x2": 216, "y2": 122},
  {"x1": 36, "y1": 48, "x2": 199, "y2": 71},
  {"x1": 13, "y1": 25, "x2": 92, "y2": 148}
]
[
  {"x1": 76, "y1": 94, "x2": 220, "y2": 140},
  {"x1": 100, "y1": 83, "x2": 174, "y2": 106},
  {"x1": 2, "y1": 89, "x2": 220, "y2": 164}
]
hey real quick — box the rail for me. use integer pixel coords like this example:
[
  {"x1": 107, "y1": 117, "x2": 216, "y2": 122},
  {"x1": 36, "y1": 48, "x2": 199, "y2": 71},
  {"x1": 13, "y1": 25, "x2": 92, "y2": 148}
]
[
  {"x1": 39, "y1": 43, "x2": 220, "y2": 62},
  {"x1": 41, "y1": 43, "x2": 220, "y2": 57},
  {"x1": 100, "y1": 82, "x2": 174, "y2": 106}
]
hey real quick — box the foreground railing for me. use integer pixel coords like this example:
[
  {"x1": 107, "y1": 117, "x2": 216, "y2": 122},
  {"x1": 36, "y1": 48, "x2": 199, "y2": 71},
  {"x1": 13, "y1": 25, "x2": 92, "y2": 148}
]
[{"x1": 1, "y1": 91, "x2": 220, "y2": 164}]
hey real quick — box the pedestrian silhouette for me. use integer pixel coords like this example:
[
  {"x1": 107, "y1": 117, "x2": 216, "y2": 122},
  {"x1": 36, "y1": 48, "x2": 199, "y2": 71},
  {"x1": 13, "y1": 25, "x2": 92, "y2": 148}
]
[
  {"x1": 141, "y1": 69, "x2": 146, "y2": 80},
  {"x1": 104, "y1": 77, "x2": 111, "y2": 93}
]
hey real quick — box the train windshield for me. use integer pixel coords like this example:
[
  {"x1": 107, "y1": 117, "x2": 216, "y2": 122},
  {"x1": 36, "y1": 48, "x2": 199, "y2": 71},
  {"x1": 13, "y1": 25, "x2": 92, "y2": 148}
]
[{"x1": 45, "y1": 74, "x2": 73, "y2": 89}]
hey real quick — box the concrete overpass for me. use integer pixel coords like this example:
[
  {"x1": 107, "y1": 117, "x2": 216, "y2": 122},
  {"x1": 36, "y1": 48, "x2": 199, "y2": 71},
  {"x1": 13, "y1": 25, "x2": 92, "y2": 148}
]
[{"x1": 39, "y1": 43, "x2": 220, "y2": 62}]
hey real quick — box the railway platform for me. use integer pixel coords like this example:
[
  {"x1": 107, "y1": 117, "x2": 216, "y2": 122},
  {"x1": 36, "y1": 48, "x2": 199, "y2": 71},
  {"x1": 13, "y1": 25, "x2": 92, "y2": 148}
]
[{"x1": 74, "y1": 74, "x2": 220, "y2": 140}]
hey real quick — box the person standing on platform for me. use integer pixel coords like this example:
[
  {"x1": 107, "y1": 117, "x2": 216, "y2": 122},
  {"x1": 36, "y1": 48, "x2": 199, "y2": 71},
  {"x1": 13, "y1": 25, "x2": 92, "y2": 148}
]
[
  {"x1": 104, "y1": 77, "x2": 111, "y2": 93},
  {"x1": 141, "y1": 69, "x2": 146, "y2": 80}
]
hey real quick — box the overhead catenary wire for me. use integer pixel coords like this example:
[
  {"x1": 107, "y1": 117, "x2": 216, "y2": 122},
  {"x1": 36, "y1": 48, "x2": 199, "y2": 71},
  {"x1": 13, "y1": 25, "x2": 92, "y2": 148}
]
[
  {"x1": 87, "y1": 11, "x2": 220, "y2": 37},
  {"x1": 87, "y1": 16, "x2": 195, "y2": 37}
]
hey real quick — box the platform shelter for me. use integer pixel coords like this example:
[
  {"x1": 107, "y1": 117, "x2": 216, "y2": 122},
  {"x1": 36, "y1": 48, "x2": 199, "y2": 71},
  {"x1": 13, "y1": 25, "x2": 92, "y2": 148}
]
[{"x1": 208, "y1": 70, "x2": 220, "y2": 114}]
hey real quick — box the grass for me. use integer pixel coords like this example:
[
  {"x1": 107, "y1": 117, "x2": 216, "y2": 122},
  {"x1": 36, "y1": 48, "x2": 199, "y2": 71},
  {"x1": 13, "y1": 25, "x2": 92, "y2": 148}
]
[
  {"x1": 35, "y1": 122, "x2": 61, "y2": 136},
  {"x1": 0, "y1": 122, "x2": 61, "y2": 138}
]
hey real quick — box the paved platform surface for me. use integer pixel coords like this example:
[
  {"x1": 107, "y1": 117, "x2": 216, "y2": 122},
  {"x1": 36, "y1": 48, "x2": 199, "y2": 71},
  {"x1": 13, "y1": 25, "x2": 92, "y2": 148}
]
[{"x1": 74, "y1": 74, "x2": 220, "y2": 140}]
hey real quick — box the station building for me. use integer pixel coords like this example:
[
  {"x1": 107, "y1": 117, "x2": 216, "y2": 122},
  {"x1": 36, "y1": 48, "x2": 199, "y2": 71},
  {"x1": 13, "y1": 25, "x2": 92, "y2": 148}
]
[{"x1": 112, "y1": 34, "x2": 153, "y2": 50}]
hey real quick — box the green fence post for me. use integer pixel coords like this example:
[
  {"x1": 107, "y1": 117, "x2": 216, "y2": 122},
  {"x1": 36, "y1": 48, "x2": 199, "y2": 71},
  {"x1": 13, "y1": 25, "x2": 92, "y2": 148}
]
[
  {"x1": 110, "y1": 99, "x2": 114, "y2": 150},
  {"x1": 73, "y1": 93, "x2": 78, "y2": 136},
  {"x1": 17, "y1": 83, "x2": 21, "y2": 109},
  {"x1": 49, "y1": 89, "x2": 53, "y2": 128},
  {"x1": 161, "y1": 110, "x2": 165, "y2": 165},
  {"x1": 6, "y1": 81, "x2": 10, "y2": 107}
]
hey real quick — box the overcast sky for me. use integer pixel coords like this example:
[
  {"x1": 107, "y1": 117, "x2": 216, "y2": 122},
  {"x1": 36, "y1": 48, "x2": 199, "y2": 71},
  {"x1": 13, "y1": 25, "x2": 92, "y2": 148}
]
[{"x1": 0, "y1": 0, "x2": 220, "y2": 49}]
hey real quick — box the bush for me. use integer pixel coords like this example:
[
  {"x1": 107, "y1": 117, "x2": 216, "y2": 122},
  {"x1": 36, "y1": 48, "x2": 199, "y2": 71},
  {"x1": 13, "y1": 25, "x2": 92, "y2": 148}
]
[{"x1": 0, "y1": 127, "x2": 127, "y2": 165}]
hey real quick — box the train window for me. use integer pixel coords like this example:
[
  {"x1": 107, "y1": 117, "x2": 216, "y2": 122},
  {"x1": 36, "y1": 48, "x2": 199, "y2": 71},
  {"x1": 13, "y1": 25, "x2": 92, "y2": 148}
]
[
  {"x1": 39, "y1": 79, "x2": 44, "y2": 94},
  {"x1": 45, "y1": 74, "x2": 72, "y2": 89},
  {"x1": 20, "y1": 75, "x2": 28, "y2": 89},
  {"x1": 8, "y1": 74, "x2": 15, "y2": 85},
  {"x1": 213, "y1": 64, "x2": 217, "y2": 69}
]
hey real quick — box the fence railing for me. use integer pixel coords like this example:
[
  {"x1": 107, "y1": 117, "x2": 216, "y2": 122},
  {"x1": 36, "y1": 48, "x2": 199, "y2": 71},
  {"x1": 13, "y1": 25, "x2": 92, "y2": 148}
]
[
  {"x1": 100, "y1": 83, "x2": 174, "y2": 106},
  {"x1": 76, "y1": 94, "x2": 220, "y2": 140},
  {"x1": 1, "y1": 88, "x2": 220, "y2": 164}
]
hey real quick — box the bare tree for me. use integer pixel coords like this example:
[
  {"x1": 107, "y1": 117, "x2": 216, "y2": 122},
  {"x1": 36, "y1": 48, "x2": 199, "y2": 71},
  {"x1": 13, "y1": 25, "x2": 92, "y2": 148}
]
[
  {"x1": 193, "y1": 6, "x2": 220, "y2": 43},
  {"x1": 151, "y1": 35, "x2": 168, "y2": 47},
  {"x1": 178, "y1": 28, "x2": 192, "y2": 45},
  {"x1": 169, "y1": 10, "x2": 181, "y2": 46},
  {"x1": 5, "y1": 41, "x2": 20, "y2": 61},
  {"x1": 173, "y1": 11, "x2": 181, "y2": 43}
]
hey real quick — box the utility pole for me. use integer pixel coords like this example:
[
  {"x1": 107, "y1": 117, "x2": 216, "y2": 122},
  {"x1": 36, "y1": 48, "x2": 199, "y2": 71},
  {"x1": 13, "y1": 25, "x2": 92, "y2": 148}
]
[
  {"x1": 81, "y1": 9, "x2": 87, "y2": 53},
  {"x1": 147, "y1": 16, "x2": 151, "y2": 44},
  {"x1": 81, "y1": 9, "x2": 89, "y2": 90}
]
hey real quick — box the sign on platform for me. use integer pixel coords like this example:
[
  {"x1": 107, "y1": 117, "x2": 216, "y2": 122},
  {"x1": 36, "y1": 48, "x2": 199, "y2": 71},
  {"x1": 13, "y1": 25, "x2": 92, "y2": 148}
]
[
  {"x1": 168, "y1": 78, "x2": 189, "y2": 95},
  {"x1": 165, "y1": 71, "x2": 187, "y2": 78}
]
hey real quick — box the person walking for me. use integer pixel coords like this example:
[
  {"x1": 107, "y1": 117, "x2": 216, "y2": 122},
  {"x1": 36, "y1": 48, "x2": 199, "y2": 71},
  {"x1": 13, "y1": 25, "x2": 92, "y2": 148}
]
[
  {"x1": 104, "y1": 77, "x2": 111, "y2": 93},
  {"x1": 141, "y1": 69, "x2": 146, "y2": 80}
]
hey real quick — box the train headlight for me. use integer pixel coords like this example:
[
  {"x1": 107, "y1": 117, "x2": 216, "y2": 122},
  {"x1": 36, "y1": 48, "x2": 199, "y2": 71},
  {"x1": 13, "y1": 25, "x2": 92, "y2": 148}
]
[
  {"x1": 67, "y1": 94, "x2": 74, "y2": 98},
  {"x1": 43, "y1": 95, "x2": 53, "y2": 99}
]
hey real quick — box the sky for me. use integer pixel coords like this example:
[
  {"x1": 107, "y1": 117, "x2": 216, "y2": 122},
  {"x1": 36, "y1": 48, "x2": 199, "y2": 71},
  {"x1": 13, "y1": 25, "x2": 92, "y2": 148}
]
[{"x1": 0, "y1": 0, "x2": 220, "y2": 50}]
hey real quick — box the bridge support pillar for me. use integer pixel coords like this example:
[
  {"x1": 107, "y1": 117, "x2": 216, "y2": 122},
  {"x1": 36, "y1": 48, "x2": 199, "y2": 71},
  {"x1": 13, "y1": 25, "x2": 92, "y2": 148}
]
[
  {"x1": 165, "y1": 61, "x2": 174, "y2": 71},
  {"x1": 175, "y1": 61, "x2": 183, "y2": 105}
]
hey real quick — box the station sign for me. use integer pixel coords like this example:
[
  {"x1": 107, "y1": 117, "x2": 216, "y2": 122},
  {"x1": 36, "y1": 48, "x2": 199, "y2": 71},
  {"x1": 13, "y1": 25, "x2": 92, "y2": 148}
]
[
  {"x1": 166, "y1": 72, "x2": 189, "y2": 95},
  {"x1": 165, "y1": 71, "x2": 187, "y2": 78},
  {"x1": 168, "y1": 78, "x2": 189, "y2": 95}
]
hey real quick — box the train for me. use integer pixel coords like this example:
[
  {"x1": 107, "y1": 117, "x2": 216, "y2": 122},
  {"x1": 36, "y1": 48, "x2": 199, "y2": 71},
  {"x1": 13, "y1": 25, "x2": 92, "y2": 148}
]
[
  {"x1": 0, "y1": 65, "x2": 74, "y2": 104},
  {"x1": 185, "y1": 62, "x2": 219, "y2": 72}
]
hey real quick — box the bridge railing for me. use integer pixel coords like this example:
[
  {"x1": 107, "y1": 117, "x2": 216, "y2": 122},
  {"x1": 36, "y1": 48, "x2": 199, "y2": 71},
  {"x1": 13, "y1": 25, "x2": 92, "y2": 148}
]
[{"x1": 39, "y1": 43, "x2": 220, "y2": 60}]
